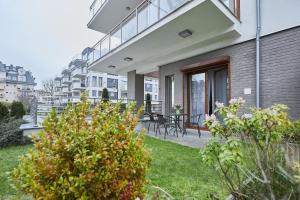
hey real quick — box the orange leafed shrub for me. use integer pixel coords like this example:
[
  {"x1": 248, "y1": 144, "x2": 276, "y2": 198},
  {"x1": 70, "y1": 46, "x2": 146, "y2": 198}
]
[{"x1": 10, "y1": 95, "x2": 151, "y2": 199}]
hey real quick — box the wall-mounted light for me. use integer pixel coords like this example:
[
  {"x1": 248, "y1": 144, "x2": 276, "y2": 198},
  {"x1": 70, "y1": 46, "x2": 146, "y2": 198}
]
[
  {"x1": 124, "y1": 57, "x2": 133, "y2": 62},
  {"x1": 107, "y1": 65, "x2": 116, "y2": 69},
  {"x1": 178, "y1": 29, "x2": 193, "y2": 38}
]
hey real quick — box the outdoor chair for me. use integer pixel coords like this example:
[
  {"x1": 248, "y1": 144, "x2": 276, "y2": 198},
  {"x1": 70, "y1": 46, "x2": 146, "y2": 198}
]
[
  {"x1": 156, "y1": 114, "x2": 177, "y2": 138},
  {"x1": 183, "y1": 114, "x2": 202, "y2": 138},
  {"x1": 147, "y1": 113, "x2": 158, "y2": 132}
]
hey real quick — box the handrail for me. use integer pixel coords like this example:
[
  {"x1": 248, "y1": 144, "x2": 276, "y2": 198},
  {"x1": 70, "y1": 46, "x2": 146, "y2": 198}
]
[{"x1": 87, "y1": 0, "x2": 191, "y2": 66}]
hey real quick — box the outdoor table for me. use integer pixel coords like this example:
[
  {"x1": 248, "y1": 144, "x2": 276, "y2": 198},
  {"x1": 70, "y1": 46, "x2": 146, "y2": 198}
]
[{"x1": 168, "y1": 113, "x2": 188, "y2": 136}]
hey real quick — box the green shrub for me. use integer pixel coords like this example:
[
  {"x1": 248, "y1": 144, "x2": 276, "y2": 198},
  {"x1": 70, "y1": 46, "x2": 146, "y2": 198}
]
[
  {"x1": 10, "y1": 101, "x2": 26, "y2": 119},
  {"x1": 0, "y1": 102, "x2": 9, "y2": 121},
  {"x1": 201, "y1": 98, "x2": 300, "y2": 199},
  {"x1": 102, "y1": 88, "x2": 109, "y2": 102},
  {"x1": 145, "y1": 93, "x2": 151, "y2": 113},
  {"x1": 0, "y1": 118, "x2": 29, "y2": 148},
  {"x1": 11, "y1": 94, "x2": 150, "y2": 199}
]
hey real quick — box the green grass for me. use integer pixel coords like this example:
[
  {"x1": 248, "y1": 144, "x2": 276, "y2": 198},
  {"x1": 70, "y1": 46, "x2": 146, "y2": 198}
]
[
  {"x1": 0, "y1": 138, "x2": 227, "y2": 199},
  {"x1": 0, "y1": 145, "x2": 32, "y2": 199}
]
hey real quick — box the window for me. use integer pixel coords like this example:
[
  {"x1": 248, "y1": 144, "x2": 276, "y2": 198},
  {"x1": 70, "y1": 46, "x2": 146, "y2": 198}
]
[
  {"x1": 145, "y1": 83, "x2": 153, "y2": 92},
  {"x1": 154, "y1": 95, "x2": 158, "y2": 100},
  {"x1": 98, "y1": 91, "x2": 102, "y2": 97},
  {"x1": 109, "y1": 92, "x2": 118, "y2": 100},
  {"x1": 121, "y1": 91, "x2": 127, "y2": 99},
  {"x1": 98, "y1": 77, "x2": 103, "y2": 87},
  {"x1": 92, "y1": 76, "x2": 97, "y2": 87},
  {"x1": 92, "y1": 90, "x2": 97, "y2": 97},
  {"x1": 107, "y1": 78, "x2": 118, "y2": 89}
]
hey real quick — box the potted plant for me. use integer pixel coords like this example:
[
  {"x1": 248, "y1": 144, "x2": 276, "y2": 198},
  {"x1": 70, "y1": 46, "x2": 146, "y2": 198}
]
[{"x1": 174, "y1": 104, "x2": 181, "y2": 114}]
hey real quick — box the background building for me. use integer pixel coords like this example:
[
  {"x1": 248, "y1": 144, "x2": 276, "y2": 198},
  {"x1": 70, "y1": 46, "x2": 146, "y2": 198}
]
[
  {"x1": 0, "y1": 61, "x2": 36, "y2": 103},
  {"x1": 52, "y1": 47, "x2": 159, "y2": 104}
]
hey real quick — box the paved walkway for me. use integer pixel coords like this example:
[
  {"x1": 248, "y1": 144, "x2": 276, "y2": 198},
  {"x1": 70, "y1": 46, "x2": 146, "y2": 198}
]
[{"x1": 136, "y1": 123, "x2": 213, "y2": 148}]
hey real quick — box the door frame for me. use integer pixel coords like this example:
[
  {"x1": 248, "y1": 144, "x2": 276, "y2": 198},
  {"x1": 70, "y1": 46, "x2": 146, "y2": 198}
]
[{"x1": 181, "y1": 56, "x2": 231, "y2": 129}]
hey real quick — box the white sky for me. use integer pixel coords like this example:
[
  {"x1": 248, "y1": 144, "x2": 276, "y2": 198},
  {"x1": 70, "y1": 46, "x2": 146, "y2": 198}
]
[{"x1": 0, "y1": 0, "x2": 102, "y2": 88}]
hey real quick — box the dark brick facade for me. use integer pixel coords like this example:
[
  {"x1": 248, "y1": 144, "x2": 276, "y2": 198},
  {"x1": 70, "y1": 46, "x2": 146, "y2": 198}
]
[{"x1": 159, "y1": 26, "x2": 300, "y2": 119}]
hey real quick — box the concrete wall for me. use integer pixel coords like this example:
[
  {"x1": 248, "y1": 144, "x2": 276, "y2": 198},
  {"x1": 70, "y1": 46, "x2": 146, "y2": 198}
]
[{"x1": 159, "y1": 27, "x2": 300, "y2": 119}]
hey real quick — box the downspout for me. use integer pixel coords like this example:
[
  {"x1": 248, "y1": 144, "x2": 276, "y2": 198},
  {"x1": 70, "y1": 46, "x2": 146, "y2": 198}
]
[{"x1": 256, "y1": 0, "x2": 261, "y2": 108}]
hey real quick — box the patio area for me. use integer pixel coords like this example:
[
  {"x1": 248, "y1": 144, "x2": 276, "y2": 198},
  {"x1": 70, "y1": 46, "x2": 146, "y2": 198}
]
[{"x1": 136, "y1": 123, "x2": 212, "y2": 148}]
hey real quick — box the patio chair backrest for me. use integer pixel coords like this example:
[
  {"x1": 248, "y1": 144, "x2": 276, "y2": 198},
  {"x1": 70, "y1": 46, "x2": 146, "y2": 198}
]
[
  {"x1": 149, "y1": 113, "x2": 156, "y2": 122},
  {"x1": 156, "y1": 114, "x2": 166, "y2": 124}
]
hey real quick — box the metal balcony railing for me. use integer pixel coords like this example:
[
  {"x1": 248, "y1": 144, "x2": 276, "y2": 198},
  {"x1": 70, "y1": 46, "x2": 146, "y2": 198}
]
[
  {"x1": 90, "y1": 0, "x2": 107, "y2": 20},
  {"x1": 87, "y1": 0, "x2": 188, "y2": 65},
  {"x1": 87, "y1": 0, "x2": 240, "y2": 66}
]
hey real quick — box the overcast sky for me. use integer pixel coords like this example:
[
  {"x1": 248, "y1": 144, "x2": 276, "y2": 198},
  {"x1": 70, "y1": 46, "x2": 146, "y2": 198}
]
[{"x1": 0, "y1": 0, "x2": 102, "y2": 88}]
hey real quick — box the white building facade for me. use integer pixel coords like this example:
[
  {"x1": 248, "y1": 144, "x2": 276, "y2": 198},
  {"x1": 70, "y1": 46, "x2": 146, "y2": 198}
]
[{"x1": 0, "y1": 61, "x2": 36, "y2": 102}]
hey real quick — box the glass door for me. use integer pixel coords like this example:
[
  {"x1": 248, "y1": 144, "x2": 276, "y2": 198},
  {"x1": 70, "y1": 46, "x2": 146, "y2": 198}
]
[{"x1": 189, "y1": 73, "x2": 206, "y2": 125}]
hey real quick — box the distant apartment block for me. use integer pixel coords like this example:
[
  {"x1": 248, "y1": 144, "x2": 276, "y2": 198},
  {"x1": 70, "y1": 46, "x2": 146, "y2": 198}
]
[
  {"x1": 53, "y1": 47, "x2": 159, "y2": 104},
  {"x1": 0, "y1": 61, "x2": 36, "y2": 102}
]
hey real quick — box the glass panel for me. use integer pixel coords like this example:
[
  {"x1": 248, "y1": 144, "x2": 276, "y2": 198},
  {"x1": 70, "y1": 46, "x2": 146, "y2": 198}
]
[
  {"x1": 138, "y1": 2, "x2": 149, "y2": 33},
  {"x1": 101, "y1": 36, "x2": 110, "y2": 56},
  {"x1": 110, "y1": 26, "x2": 122, "y2": 50},
  {"x1": 214, "y1": 69, "x2": 228, "y2": 105},
  {"x1": 94, "y1": 43, "x2": 101, "y2": 62},
  {"x1": 190, "y1": 73, "x2": 205, "y2": 125},
  {"x1": 221, "y1": 0, "x2": 235, "y2": 13},
  {"x1": 148, "y1": 0, "x2": 159, "y2": 25},
  {"x1": 122, "y1": 12, "x2": 137, "y2": 42},
  {"x1": 159, "y1": 0, "x2": 185, "y2": 18}
]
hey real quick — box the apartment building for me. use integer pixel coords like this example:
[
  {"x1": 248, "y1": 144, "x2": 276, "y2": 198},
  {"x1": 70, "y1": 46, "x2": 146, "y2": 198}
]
[
  {"x1": 86, "y1": 0, "x2": 300, "y2": 122},
  {"x1": 53, "y1": 47, "x2": 159, "y2": 104},
  {"x1": 0, "y1": 61, "x2": 36, "y2": 102}
]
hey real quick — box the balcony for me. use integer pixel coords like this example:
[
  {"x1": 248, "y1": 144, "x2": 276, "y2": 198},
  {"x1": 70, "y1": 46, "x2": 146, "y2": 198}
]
[
  {"x1": 72, "y1": 82, "x2": 86, "y2": 91},
  {"x1": 72, "y1": 67, "x2": 87, "y2": 78},
  {"x1": 88, "y1": 0, "x2": 241, "y2": 74},
  {"x1": 88, "y1": 0, "x2": 143, "y2": 33},
  {"x1": 62, "y1": 77, "x2": 72, "y2": 84}
]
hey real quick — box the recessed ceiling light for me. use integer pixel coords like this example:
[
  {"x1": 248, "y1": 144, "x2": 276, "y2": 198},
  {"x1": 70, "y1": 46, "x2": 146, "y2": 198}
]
[
  {"x1": 108, "y1": 65, "x2": 116, "y2": 69},
  {"x1": 125, "y1": 6, "x2": 131, "y2": 11},
  {"x1": 124, "y1": 57, "x2": 133, "y2": 62},
  {"x1": 178, "y1": 29, "x2": 193, "y2": 38}
]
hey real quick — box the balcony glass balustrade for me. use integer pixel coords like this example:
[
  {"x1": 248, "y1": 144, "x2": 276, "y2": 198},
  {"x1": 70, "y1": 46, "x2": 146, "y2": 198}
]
[
  {"x1": 88, "y1": 0, "x2": 239, "y2": 65},
  {"x1": 90, "y1": 0, "x2": 107, "y2": 19}
]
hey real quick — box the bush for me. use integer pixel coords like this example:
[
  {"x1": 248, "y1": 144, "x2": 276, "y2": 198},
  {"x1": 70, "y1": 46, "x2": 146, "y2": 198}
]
[
  {"x1": 10, "y1": 101, "x2": 26, "y2": 119},
  {"x1": 0, "y1": 118, "x2": 29, "y2": 148},
  {"x1": 102, "y1": 88, "x2": 109, "y2": 102},
  {"x1": 11, "y1": 94, "x2": 151, "y2": 199},
  {"x1": 0, "y1": 102, "x2": 9, "y2": 121},
  {"x1": 201, "y1": 98, "x2": 300, "y2": 199},
  {"x1": 145, "y1": 93, "x2": 151, "y2": 113}
]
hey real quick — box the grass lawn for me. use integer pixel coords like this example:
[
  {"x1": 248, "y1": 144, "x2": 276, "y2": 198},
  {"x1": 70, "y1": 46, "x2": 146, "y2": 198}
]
[{"x1": 0, "y1": 137, "x2": 227, "y2": 199}]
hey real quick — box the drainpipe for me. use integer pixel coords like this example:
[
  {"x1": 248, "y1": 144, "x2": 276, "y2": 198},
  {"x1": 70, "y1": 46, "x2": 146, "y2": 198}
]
[{"x1": 256, "y1": 0, "x2": 261, "y2": 108}]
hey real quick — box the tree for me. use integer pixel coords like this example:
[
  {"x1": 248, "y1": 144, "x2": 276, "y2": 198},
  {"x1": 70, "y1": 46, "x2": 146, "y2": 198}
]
[
  {"x1": 10, "y1": 101, "x2": 26, "y2": 119},
  {"x1": 102, "y1": 88, "x2": 109, "y2": 102},
  {"x1": 42, "y1": 79, "x2": 55, "y2": 97},
  {"x1": 0, "y1": 102, "x2": 9, "y2": 121}
]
